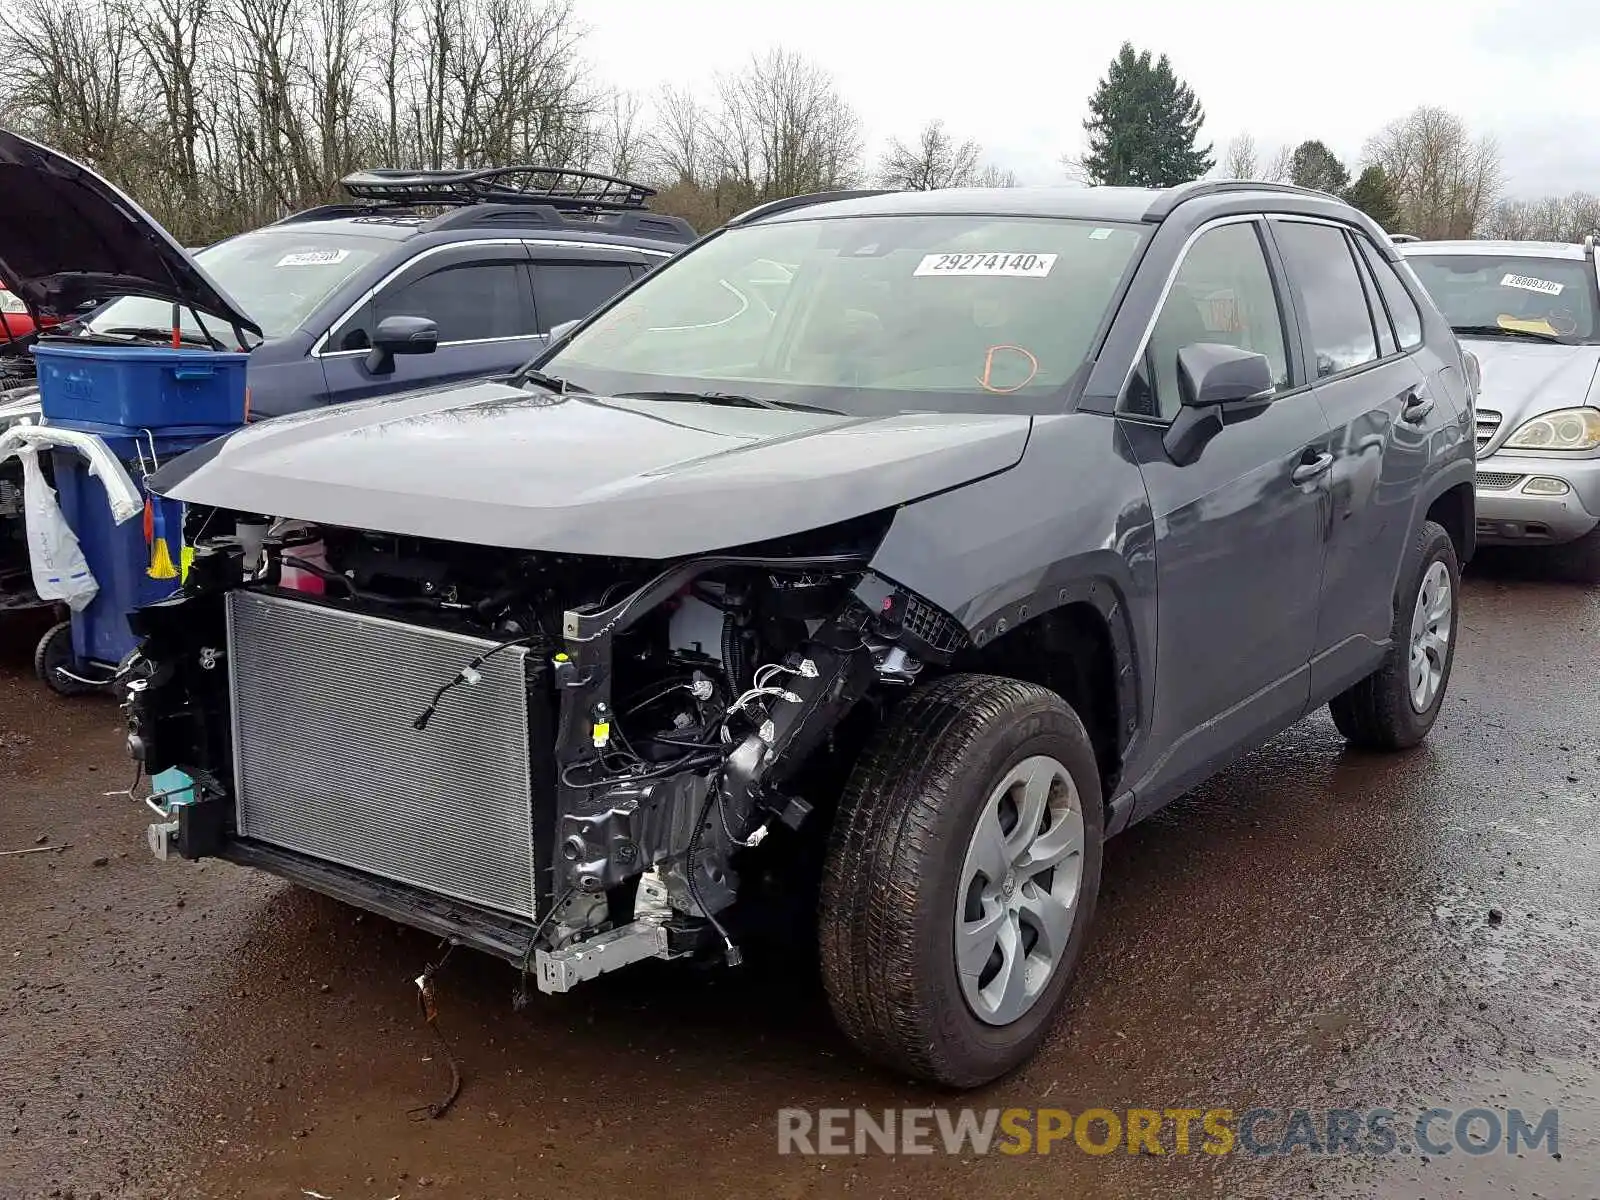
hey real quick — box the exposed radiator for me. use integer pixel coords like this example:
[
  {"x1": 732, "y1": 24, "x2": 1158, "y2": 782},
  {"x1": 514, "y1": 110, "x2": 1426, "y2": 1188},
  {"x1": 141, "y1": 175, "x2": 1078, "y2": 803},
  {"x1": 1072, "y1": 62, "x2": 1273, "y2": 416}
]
[{"x1": 227, "y1": 590, "x2": 539, "y2": 918}]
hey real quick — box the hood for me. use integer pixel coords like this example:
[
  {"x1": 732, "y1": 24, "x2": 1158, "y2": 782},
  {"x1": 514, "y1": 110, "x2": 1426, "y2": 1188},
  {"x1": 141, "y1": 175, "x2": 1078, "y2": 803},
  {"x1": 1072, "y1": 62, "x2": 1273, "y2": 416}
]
[
  {"x1": 150, "y1": 382, "x2": 1032, "y2": 558},
  {"x1": 0, "y1": 130, "x2": 261, "y2": 335},
  {"x1": 1462, "y1": 337, "x2": 1600, "y2": 446}
]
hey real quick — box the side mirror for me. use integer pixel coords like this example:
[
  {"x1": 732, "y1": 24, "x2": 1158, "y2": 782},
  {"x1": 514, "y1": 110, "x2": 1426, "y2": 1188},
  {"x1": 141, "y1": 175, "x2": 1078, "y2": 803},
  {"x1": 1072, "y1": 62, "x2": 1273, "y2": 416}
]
[
  {"x1": 548, "y1": 318, "x2": 580, "y2": 343},
  {"x1": 365, "y1": 315, "x2": 438, "y2": 375},
  {"x1": 1176, "y1": 343, "x2": 1275, "y2": 408},
  {"x1": 1164, "y1": 343, "x2": 1275, "y2": 466}
]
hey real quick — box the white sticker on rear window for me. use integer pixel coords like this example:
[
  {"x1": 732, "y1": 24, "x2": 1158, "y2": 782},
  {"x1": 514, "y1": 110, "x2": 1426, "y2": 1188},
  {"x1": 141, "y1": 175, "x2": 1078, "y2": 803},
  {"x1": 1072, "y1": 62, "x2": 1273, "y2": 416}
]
[
  {"x1": 277, "y1": 249, "x2": 351, "y2": 267},
  {"x1": 914, "y1": 252, "x2": 1057, "y2": 278},
  {"x1": 1501, "y1": 272, "x2": 1563, "y2": 296}
]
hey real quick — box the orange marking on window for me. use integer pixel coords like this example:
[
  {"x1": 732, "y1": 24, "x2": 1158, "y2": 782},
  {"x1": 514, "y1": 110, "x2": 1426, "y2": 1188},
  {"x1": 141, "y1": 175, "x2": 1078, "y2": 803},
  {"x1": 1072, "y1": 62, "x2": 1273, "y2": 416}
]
[{"x1": 978, "y1": 344, "x2": 1039, "y2": 394}]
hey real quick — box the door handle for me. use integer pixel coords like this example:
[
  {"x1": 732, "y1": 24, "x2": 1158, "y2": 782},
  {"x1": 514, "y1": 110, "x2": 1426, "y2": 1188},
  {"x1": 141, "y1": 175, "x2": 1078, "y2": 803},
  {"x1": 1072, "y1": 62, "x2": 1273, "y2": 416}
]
[
  {"x1": 1401, "y1": 391, "x2": 1435, "y2": 423},
  {"x1": 1292, "y1": 451, "x2": 1334, "y2": 485}
]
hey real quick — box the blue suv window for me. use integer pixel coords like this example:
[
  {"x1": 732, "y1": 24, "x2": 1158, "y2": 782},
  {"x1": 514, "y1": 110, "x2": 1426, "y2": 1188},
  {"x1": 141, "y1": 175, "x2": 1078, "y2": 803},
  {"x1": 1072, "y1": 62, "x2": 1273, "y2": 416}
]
[
  {"x1": 373, "y1": 263, "x2": 529, "y2": 343},
  {"x1": 335, "y1": 260, "x2": 534, "y2": 350},
  {"x1": 533, "y1": 262, "x2": 637, "y2": 334}
]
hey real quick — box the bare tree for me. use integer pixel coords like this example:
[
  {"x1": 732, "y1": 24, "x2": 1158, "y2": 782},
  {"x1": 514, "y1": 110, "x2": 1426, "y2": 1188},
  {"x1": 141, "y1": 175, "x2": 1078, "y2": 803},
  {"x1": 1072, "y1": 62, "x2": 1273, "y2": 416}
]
[
  {"x1": 645, "y1": 85, "x2": 706, "y2": 186},
  {"x1": 974, "y1": 163, "x2": 1019, "y2": 188},
  {"x1": 0, "y1": 0, "x2": 147, "y2": 177},
  {"x1": 706, "y1": 48, "x2": 862, "y2": 206},
  {"x1": 1221, "y1": 132, "x2": 1258, "y2": 179},
  {"x1": 597, "y1": 90, "x2": 647, "y2": 179},
  {"x1": 1481, "y1": 192, "x2": 1600, "y2": 243},
  {"x1": 878, "y1": 119, "x2": 981, "y2": 190},
  {"x1": 1264, "y1": 144, "x2": 1295, "y2": 183},
  {"x1": 1363, "y1": 106, "x2": 1502, "y2": 239}
]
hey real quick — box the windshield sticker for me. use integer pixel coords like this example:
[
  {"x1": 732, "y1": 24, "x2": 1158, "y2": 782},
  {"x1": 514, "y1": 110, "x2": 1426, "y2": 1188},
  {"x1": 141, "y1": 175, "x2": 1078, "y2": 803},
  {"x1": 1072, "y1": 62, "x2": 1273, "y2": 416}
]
[
  {"x1": 915, "y1": 252, "x2": 1057, "y2": 278},
  {"x1": 1089, "y1": 228, "x2": 1113, "y2": 240},
  {"x1": 1500, "y1": 273, "x2": 1564, "y2": 296},
  {"x1": 277, "y1": 249, "x2": 351, "y2": 267}
]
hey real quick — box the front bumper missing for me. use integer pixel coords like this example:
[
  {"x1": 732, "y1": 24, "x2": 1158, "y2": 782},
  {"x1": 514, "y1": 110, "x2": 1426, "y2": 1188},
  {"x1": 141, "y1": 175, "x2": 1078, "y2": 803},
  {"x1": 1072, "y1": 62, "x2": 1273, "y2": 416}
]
[{"x1": 184, "y1": 837, "x2": 691, "y2": 990}]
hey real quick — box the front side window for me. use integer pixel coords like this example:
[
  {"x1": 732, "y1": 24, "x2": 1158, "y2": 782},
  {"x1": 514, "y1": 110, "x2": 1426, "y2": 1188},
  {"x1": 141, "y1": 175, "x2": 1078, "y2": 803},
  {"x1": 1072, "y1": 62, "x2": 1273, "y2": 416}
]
[
  {"x1": 86, "y1": 230, "x2": 386, "y2": 344},
  {"x1": 1404, "y1": 253, "x2": 1597, "y2": 344},
  {"x1": 1274, "y1": 221, "x2": 1379, "y2": 379},
  {"x1": 372, "y1": 262, "x2": 528, "y2": 343},
  {"x1": 541, "y1": 215, "x2": 1150, "y2": 415},
  {"x1": 1121, "y1": 221, "x2": 1290, "y2": 421}
]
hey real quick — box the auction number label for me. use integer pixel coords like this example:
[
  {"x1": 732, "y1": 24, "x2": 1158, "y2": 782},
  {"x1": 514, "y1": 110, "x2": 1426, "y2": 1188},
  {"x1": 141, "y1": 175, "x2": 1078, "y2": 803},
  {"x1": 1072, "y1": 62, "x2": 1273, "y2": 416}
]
[
  {"x1": 1500, "y1": 273, "x2": 1563, "y2": 296},
  {"x1": 277, "y1": 249, "x2": 351, "y2": 267},
  {"x1": 914, "y1": 252, "x2": 1057, "y2": 278}
]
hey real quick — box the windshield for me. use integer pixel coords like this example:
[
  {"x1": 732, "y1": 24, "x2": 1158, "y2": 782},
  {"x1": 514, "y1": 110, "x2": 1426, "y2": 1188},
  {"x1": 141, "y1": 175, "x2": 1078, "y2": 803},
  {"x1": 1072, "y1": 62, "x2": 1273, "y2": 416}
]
[
  {"x1": 84, "y1": 229, "x2": 387, "y2": 344},
  {"x1": 1405, "y1": 253, "x2": 1599, "y2": 343},
  {"x1": 541, "y1": 214, "x2": 1148, "y2": 413}
]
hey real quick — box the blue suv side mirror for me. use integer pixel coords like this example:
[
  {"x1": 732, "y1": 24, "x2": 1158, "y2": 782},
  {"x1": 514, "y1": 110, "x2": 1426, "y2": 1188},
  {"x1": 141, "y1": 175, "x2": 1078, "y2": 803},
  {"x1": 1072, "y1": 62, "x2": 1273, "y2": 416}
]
[{"x1": 366, "y1": 315, "x2": 439, "y2": 375}]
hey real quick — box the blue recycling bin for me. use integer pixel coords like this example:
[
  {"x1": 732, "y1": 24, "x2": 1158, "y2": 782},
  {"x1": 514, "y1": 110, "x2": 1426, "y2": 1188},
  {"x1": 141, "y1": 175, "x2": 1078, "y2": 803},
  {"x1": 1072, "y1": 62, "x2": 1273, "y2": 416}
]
[
  {"x1": 32, "y1": 342, "x2": 249, "y2": 429},
  {"x1": 45, "y1": 430, "x2": 222, "y2": 674},
  {"x1": 29, "y1": 341, "x2": 246, "y2": 694}
]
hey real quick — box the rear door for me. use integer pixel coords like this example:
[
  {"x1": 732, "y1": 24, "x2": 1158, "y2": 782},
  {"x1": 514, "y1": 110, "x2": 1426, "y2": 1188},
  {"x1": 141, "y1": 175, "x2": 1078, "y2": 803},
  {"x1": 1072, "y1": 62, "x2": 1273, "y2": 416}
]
[
  {"x1": 525, "y1": 245, "x2": 658, "y2": 335},
  {"x1": 317, "y1": 241, "x2": 538, "y2": 403},
  {"x1": 1267, "y1": 218, "x2": 1433, "y2": 699},
  {"x1": 1116, "y1": 217, "x2": 1335, "y2": 816}
]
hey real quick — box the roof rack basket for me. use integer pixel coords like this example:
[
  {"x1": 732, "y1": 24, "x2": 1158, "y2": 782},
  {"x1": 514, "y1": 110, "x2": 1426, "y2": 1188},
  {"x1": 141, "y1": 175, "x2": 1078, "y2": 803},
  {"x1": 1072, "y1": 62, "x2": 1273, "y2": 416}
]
[{"x1": 338, "y1": 165, "x2": 657, "y2": 212}]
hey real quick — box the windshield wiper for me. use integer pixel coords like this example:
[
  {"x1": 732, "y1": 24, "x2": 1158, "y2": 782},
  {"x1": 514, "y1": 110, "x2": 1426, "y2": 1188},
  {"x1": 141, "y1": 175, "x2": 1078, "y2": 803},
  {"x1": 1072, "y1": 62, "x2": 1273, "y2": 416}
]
[
  {"x1": 95, "y1": 325, "x2": 225, "y2": 349},
  {"x1": 506, "y1": 364, "x2": 587, "y2": 394},
  {"x1": 1452, "y1": 323, "x2": 1569, "y2": 344},
  {"x1": 615, "y1": 389, "x2": 841, "y2": 414}
]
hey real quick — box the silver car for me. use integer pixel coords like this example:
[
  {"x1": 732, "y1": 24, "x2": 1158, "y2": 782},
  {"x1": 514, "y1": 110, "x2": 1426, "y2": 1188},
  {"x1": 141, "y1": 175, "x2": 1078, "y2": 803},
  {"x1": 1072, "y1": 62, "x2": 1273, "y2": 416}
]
[{"x1": 1401, "y1": 239, "x2": 1600, "y2": 579}]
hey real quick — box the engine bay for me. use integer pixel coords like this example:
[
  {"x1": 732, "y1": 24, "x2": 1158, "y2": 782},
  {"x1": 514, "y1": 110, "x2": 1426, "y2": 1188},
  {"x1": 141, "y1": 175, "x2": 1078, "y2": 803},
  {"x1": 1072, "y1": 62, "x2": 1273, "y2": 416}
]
[{"x1": 122, "y1": 505, "x2": 971, "y2": 988}]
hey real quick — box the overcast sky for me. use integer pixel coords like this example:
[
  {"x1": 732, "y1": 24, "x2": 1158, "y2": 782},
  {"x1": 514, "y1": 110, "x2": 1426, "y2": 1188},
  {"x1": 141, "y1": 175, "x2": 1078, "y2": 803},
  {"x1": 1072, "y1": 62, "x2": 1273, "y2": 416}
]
[{"x1": 581, "y1": 0, "x2": 1600, "y2": 198}]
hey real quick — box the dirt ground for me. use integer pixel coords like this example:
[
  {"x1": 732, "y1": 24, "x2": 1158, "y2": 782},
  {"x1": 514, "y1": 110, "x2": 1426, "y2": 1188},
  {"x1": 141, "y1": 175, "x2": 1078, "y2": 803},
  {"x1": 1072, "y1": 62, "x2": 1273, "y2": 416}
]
[{"x1": 2, "y1": 559, "x2": 1598, "y2": 1200}]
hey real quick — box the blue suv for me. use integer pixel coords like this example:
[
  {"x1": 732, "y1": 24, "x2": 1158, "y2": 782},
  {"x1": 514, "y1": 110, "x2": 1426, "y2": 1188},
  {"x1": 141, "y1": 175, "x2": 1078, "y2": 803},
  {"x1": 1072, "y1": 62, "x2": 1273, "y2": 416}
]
[{"x1": 0, "y1": 135, "x2": 696, "y2": 419}]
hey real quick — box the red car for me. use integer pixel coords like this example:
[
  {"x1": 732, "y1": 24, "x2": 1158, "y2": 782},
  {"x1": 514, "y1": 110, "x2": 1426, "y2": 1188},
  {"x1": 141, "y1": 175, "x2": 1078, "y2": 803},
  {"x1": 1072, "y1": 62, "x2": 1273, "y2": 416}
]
[{"x1": 0, "y1": 280, "x2": 36, "y2": 341}]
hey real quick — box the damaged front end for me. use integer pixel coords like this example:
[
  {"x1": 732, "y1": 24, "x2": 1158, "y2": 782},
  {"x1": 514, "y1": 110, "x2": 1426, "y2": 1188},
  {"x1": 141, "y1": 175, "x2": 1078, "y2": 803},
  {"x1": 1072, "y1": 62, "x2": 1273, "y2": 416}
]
[{"x1": 123, "y1": 504, "x2": 969, "y2": 991}]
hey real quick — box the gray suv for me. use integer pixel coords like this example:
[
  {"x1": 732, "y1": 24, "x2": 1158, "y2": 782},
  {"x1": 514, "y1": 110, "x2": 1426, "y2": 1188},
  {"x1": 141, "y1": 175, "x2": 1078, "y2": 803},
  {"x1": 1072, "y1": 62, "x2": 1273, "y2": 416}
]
[
  {"x1": 125, "y1": 180, "x2": 1476, "y2": 1088},
  {"x1": 1400, "y1": 239, "x2": 1600, "y2": 578}
]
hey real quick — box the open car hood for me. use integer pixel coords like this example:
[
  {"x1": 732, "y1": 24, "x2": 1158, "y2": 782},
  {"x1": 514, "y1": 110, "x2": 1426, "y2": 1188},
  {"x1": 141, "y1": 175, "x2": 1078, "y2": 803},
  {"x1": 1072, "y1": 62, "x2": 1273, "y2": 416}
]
[
  {"x1": 149, "y1": 382, "x2": 1032, "y2": 558},
  {"x1": 0, "y1": 130, "x2": 261, "y2": 336}
]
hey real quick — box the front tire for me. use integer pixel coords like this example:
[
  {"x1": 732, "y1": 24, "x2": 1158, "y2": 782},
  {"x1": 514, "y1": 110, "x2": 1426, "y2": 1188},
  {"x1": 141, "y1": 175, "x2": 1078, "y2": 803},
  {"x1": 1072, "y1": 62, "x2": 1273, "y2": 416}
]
[
  {"x1": 819, "y1": 674, "x2": 1104, "y2": 1088},
  {"x1": 1329, "y1": 519, "x2": 1460, "y2": 750}
]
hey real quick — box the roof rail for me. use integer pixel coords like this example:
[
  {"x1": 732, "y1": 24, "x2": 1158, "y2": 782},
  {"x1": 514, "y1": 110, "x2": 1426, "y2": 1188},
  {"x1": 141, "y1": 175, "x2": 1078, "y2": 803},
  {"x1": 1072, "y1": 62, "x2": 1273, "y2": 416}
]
[
  {"x1": 340, "y1": 165, "x2": 656, "y2": 212},
  {"x1": 1142, "y1": 179, "x2": 1343, "y2": 222},
  {"x1": 727, "y1": 189, "x2": 898, "y2": 226},
  {"x1": 420, "y1": 201, "x2": 696, "y2": 243}
]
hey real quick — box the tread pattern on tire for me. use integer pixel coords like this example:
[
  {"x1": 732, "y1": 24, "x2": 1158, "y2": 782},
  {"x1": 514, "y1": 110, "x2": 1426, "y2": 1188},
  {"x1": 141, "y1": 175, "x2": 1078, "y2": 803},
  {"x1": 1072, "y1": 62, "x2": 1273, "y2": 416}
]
[
  {"x1": 819, "y1": 673, "x2": 1099, "y2": 1085},
  {"x1": 1329, "y1": 519, "x2": 1458, "y2": 751}
]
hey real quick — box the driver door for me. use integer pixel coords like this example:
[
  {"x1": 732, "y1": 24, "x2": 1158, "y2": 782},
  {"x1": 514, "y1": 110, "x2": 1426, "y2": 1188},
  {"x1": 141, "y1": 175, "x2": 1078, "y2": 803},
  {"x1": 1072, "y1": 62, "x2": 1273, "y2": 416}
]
[
  {"x1": 1115, "y1": 217, "x2": 1335, "y2": 816},
  {"x1": 316, "y1": 243, "x2": 539, "y2": 404}
]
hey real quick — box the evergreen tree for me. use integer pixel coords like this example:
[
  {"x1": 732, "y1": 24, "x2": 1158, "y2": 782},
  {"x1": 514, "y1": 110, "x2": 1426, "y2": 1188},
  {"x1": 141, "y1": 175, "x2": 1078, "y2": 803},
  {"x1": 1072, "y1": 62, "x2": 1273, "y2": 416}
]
[
  {"x1": 1344, "y1": 165, "x2": 1400, "y2": 231},
  {"x1": 1289, "y1": 140, "x2": 1350, "y2": 195},
  {"x1": 1079, "y1": 43, "x2": 1213, "y2": 187}
]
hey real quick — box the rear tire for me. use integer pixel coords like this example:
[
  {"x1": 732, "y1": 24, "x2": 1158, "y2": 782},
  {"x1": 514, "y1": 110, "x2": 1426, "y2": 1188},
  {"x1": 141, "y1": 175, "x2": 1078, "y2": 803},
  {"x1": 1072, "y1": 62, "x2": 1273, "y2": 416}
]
[
  {"x1": 1329, "y1": 519, "x2": 1459, "y2": 750},
  {"x1": 34, "y1": 620, "x2": 96, "y2": 697},
  {"x1": 818, "y1": 674, "x2": 1104, "y2": 1088}
]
